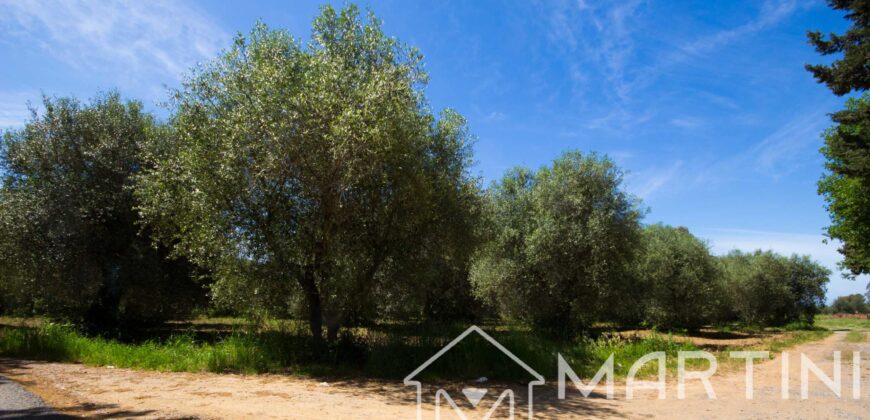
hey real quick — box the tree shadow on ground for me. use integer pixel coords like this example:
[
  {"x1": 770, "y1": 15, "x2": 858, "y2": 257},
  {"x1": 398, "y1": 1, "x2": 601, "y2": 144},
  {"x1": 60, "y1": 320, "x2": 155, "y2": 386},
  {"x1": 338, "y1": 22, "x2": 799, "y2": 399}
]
[
  {"x1": 315, "y1": 377, "x2": 624, "y2": 419},
  {"x1": 0, "y1": 407, "x2": 70, "y2": 419},
  {"x1": 0, "y1": 405, "x2": 160, "y2": 419}
]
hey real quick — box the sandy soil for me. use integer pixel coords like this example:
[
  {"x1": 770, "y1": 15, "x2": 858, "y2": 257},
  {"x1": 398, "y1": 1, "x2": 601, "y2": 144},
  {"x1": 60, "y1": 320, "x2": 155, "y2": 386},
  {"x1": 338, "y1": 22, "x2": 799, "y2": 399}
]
[
  {"x1": 1, "y1": 332, "x2": 867, "y2": 419},
  {"x1": 615, "y1": 328, "x2": 784, "y2": 350}
]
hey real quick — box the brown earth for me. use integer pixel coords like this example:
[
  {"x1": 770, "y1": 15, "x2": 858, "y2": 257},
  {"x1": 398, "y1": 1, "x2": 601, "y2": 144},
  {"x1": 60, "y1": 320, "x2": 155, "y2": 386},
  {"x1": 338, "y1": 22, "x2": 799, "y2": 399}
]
[
  {"x1": 615, "y1": 328, "x2": 783, "y2": 350},
  {"x1": 1, "y1": 331, "x2": 868, "y2": 419}
]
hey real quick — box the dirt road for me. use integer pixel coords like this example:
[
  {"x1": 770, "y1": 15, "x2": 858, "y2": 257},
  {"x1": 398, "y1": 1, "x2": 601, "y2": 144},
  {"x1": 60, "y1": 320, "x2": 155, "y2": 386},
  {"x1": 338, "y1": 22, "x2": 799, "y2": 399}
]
[
  {"x1": 586, "y1": 331, "x2": 870, "y2": 419},
  {"x1": 0, "y1": 332, "x2": 867, "y2": 419}
]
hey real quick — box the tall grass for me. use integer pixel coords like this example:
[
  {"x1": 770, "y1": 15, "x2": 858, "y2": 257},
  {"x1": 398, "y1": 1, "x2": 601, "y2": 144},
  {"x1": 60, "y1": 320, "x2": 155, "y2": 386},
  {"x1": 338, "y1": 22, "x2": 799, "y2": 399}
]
[
  {"x1": 0, "y1": 323, "x2": 703, "y2": 380},
  {"x1": 557, "y1": 332, "x2": 701, "y2": 378},
  {"x1": 0, "y1": 322, "x2": 829, "y2": 381}
]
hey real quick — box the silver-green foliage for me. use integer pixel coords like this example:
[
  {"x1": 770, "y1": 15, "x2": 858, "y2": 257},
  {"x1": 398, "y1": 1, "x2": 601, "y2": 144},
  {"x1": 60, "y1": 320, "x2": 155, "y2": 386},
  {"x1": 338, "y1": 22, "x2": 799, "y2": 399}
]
[
  {"x1": 470, "y1": 151, "x2": 643, "y2": 336},
  {"x1": 637, "y1": 224, "x2": 720, "y2": 329},
  {"x1": 134, "y1": 5, "x2": 480, "y2": 341},
  {"x1": 718, "y1": 250, "x2": 829, "y2": 326}
]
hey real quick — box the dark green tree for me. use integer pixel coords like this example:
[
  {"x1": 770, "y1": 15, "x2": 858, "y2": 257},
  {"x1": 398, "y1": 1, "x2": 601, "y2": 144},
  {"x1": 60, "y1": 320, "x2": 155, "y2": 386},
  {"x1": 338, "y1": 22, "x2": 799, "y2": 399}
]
[
  {"x1": 808, "y1": 1, "x2": 870, "y2": 280},
  {"x1": 806, "y1": 0, "x2": 870, "y2": 95},
  {"x1": 818, "y1": 96, "x2": 870, "y2": 276},
  {"x1": 0, "y1": 93, "x2": 204, "y2": 329},
  {"x1": 134, "y1": 6, "x2": 481, "y2": 345}
]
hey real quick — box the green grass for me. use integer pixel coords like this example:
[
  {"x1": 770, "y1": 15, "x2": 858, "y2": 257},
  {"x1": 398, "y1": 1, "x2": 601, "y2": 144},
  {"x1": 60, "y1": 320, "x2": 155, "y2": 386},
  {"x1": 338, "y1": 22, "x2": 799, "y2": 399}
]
[
  {"x1": 845, "y1": 330, "x2": 867, "y2": 343},
  {"x1": 0, "y1": 321, "x2": 832, "y2": 382},
  {"x1": 761, "y1": 329, "x2": 832, "y2": 353},
  {"x1": 0, "y1": 323, "x2": 699, "y2": 380},
  {"x1": 815, "y1": 315, "x2": 870, "y2": 331},
  {"x1": 557, "y1": 332, "x2": 702, "y2": 378}
]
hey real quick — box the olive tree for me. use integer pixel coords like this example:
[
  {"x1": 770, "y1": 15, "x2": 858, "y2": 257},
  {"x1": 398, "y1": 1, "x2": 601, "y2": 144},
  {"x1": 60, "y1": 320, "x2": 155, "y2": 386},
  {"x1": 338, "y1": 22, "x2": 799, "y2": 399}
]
[
  {"x1": 829, "y1": 293, "x2": 869, "y2": 314},
  {"x1": 470, "y1": 151, "x2": 643, "y2": 336},
  {"x1": 718, "y1": 250, "x2": 829, "y2": 326},
  {"x1": 636, "y1": 224, "x2": 720, "y2": 330},
  {"x1": 0, "y1": 93, "x2": 204, "y2": 328},
  {"x1": 135, "y1": 6, "x2": 479, "y2": 344}
]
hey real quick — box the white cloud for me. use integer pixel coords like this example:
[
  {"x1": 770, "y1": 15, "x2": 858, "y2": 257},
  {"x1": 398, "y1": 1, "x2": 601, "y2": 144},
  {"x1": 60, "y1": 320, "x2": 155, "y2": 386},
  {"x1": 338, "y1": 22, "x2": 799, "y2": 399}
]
[{"x1": 0, "y1": 0, "x2": 229, "y2": 88}]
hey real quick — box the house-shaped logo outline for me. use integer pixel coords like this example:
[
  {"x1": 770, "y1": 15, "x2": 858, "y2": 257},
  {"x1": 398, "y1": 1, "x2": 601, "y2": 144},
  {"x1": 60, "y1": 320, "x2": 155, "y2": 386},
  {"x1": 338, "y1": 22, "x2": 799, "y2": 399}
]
[{"x1": 403, "y1": 325, "x2": 546, "y2": 420}]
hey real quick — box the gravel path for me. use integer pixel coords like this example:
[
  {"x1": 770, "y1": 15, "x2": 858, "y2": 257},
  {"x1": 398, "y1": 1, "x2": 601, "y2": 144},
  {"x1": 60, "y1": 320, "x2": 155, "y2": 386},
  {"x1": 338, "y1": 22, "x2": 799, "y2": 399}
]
[{"x1": 0, "y1": 376, "x2": 66, "y2": 419}]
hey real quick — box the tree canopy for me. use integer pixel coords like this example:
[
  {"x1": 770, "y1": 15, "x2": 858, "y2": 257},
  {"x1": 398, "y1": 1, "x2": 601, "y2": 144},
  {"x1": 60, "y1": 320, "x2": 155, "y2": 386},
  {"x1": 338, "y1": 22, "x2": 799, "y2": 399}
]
[
  {"x1": 134, "y1": 5, "x2": 481, "y2": 343},
  {"x1": 718, "y1": 250, "x2": 829, "y2": 326},
  {"x1": 806, "y1": 0, "x2": 870, "y2": 95},
  {"x1": 809, "y1": 1, "x2": 870, "y2": 285},
  {"x1": 818, "y1": 96, "x2": 870, "y2": 277},
  {"x1": 636, "y1": 224, "x2": 720, "y2": 330},
  {"x1": 0, "y1": 93, "x2": 204, "y2": 328},
  {"x1": 470, "y1": 151, "x2": 643, "y2": 337}
]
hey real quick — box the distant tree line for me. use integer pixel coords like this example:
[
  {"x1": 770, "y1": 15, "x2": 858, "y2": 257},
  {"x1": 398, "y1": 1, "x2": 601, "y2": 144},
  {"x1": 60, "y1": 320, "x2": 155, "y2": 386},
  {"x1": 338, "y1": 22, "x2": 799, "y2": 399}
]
[
  {"x1": 0, "y1": 5, "x2": 831, "y2": 341},
  {"x1": 825, "y1": 294, "x2": 870, "y2": 314}
]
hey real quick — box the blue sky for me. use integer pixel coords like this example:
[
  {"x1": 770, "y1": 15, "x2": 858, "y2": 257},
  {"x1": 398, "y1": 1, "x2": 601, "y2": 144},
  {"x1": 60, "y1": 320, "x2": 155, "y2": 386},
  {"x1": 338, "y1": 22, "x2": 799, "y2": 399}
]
[{"x1": 0, "y1": 0, "x2": 865, "y2": 301}]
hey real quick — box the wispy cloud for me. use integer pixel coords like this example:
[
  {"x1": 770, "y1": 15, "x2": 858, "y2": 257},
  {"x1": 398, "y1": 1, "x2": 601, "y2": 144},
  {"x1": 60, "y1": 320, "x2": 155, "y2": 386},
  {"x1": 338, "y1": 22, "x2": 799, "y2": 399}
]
[
  {"x1": 698, "y1": 91, "x2": 741, "y2": 110},
  {"x1": 751, "y1": 114, "x2": 826, "y2": 177},
  {"x1": 582, "y1": 108, "x2": 654, "y2": 132},
  {"x1": 541, "y1": 0, "x2": 799, "y2": 135},
  {"x1": 694, "y1": 106, "x2": 831, "y2": 186},
  {"x1": 621, "y1": 102, "x2": 829, "y2": 199},
  {"x1": 545, "y1": 0, "x2": 645, "y2": 103},
  {"x1": 0, "y1": 0, "x2": 229, "y2": 89},
  {"x1": 669, "y1": 117, "x2": 704, "y2": 129},
  {"x1": 549, "y1": 0, "x2": 802, "y2": 100},
  {"x1": 678, "y1": 0, "x2": 803, "y2": 57},
  {"x1": 481, "y1": 111, "x2": 507, "y2": 123},
  {"x1": 630, "y1": 160, "x2": 684, "y2": 199},
  {"x1": 629, "y1": 0, "x2": 804, "y2": 95}
]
